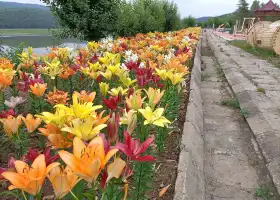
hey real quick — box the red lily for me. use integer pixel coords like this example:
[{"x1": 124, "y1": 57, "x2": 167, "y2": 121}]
[
  {"x1": 25, "y1": 147, "x2": 59, "y2": 166},
  {"x1": 0, "y1": 109, "x2": 15, "y2": 118},
  {"x1": 125, "y1": 61, "x2": 140, "y2": 71},
  {"x1": 103, "y1": 96, "x2": 118, "y2": 111},
  {"x1": 115, "y1": 131, "x2": 155, "y2": 162},
  {"x1": 17, "y1": 71, "x2": 43, "y2": 92},
  {"x1": 107, "y1": 112, "x2": 120, "y2": 143},
  {"x1": 90, "y1": 53, "x2": 99, "y2": 64}
]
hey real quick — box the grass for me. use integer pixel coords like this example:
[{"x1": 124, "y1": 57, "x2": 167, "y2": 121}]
[
  {"x1": 255, "y1": 185, "x2": 275, "y2": 200},
  {"x1": 256, "y1": 87, "x2": 266, "y2": 94},
  {"x1": 230, "y1": 40, "x2": 280, "y2": 68},
  {"x1": 221, "y1": 97, "x2": 240, "y2": 109},
  {"x1": 215, "y1": 65, "x2": 226, "y2": 81},
  {"x1": 201, "y1": 72, "x2": 210, "y2": 81},
  {"x1": 240, "y1": 107, "x2": 249, "y2": 118},
  {"x1": 0, "y1": 29, "x2": 54, "y2": 36}
]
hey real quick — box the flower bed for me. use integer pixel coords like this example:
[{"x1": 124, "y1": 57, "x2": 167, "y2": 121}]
[{"x1": 0, "y1": 27, "x2": 200, "y2": 200}]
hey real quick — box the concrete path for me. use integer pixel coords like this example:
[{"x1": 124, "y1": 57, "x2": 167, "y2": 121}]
[
  {"x1": 202, "y1": 31, "x2": 278, "y2": 200},
  {"x1": 205, "y1": 29, "x2": 280, "y2": 196}
]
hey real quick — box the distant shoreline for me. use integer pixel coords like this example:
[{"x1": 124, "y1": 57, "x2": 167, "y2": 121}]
[{"x1": 0, "y1": 28, "x2": 55, "y2": 37}]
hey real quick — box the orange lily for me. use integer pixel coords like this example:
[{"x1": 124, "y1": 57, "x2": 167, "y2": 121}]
[
  {"x1": 2, "y1": 154, "x2": 60, "y2": 196},
  {"x1": 59, "y1": 136, "x2": 118, "y2": 183},
  {"x1": 46, "y1": 90, "x2": 69, "y2": 105},
  {"x1": 38, "y1": 123, "x2": 73, "y2": 149},
  {"x1": 0, "y1": 115, "x2": 22, "y2": 137},
  {"x1": 74, "y1": 90, "x2": 96, "y2": 103},
  {"x1": 48, "y1": 166, "x2": 81, "y2": 199},
  {"x1": 106, "y1": 157, "x2": 126, "y2": 183},
  {"x1": 125, "y1": 90, "x2": 145, "y2": 110},
  {"x1": 30, "y1": 83, "x2": 47, "y2": 97},
  {"x1": 144, "y1": 87, "x2": 165, "y2": 108},
  {"x1": 22, "y1": 114, "x2": 42, "y2": 133}
]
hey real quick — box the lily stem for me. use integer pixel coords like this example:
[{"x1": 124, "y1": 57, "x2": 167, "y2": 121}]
[
  {"x1": 21, "y1": 190, "x2": 27, "y2": 200},
  {"x1": 70, "y1": 190, "x2": 79, "y2": 200}
]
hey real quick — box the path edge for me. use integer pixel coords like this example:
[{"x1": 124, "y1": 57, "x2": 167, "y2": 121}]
[{"x1": 173, "y1": 36, "x2": 205, "y2": 200}]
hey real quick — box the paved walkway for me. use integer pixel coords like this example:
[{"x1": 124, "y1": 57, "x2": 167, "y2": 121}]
[
  {"x1": 202, "y1": 31, "x2": 278, "y2": 200},
  {"x1": 206, "y1": 30, "x2": 280, "y2": 195}
]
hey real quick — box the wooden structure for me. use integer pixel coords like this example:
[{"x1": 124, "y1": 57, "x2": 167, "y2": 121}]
[
  {"x1": 247, "y1": 21, "x2": 272, "y2": 46},
  {"x1": 234, "y1": 18, "x2": 255, "y2": 35},
  {"x1": 260, "y1": 21, "x2": 280, "y2": 51},
  {"x1": 244, "y1": 0, "x2": 280, "y2": 55},
  {"x1": 255, "y1": 0, "x2": 280, "y2": 20}
]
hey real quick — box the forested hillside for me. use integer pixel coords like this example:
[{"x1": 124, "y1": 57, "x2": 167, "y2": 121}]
[{"x1": 0, "y1": 1, "x2": 56, "y2": 28}]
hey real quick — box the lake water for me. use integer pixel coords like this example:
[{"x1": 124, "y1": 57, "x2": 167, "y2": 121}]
[{"x1": 1, "y1": 35, "x2": 86, "y2": 55}]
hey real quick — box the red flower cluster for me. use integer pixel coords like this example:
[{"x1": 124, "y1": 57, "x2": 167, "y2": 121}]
[{"x1": 0, "y1": 109, "x2": 15, "y2": 118}]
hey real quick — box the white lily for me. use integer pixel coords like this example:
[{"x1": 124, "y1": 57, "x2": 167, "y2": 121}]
[{"x1": 4, "y1": 96, "x2": 26, "y2": 109}]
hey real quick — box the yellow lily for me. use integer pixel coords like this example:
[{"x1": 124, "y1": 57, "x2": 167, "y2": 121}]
[
  {"x1": 144, "y1": 87, "x2": 165, "y2": 108},
  {"x1": 55, "y1": 94, "x2": 102, "y2": 119},
  {"x1": 36, "y1": 108, "x2": 69, "y2": 128},
  {"x1": 120, "y1": 110, "x2": 137, "y2": 135},
  {"x1": 107, "y1": 63, "x2": 121, "y2": 75},
  {"x1": 99, "y1": 82, "x2": 109, "y2": 96},
  {"x1": 88, "y1": 61, "x2": 103, "y2": 72},
  {"x1": 48, "y1": 166, "x2": 81, "y2": 199},
  {"x1": 0, "y1": 115, "x2": 22, "y2": 137},
  {"x1": 2, "y1": 155, "x2": 59, "y2": 196},
  {"x1": 61, "y1": 116, "x2": 107, "y2": 141},
  {"x1": 43, "y1": 58, "x2": 62, "y2": 79},
  {"x1": 167, "y1": 71, "x2": 186, "y2": 85},
  {"x1": 22, "y1": 114, "x2": 42, "y2": 133},
  {"x1": 81, "y1": 66, "x2": 101, "y2": 80},
  {"x1": 59, "y1": 136, "x2": 118, "y2": 183},
  {"x1": 109, "y1": 87, "x2": 128, "y2": 97},
  {"x1": 87, "y1": 41, "x2": 99, "y2": 51},
  {"x1": 99, "y1": 52, "x2": 121, "y2": 65},
  {"x1": 101, "y1": 70, "x2": 112, "y2": 80},
  {"x1": 155, "y1": 68, "x2": 168, "y2": 81},
  {"x1": 125, "y1": 90, "x2": 145, "y2": 110},
  {"x1": 119, "y1": 74, "x2": 136, "y2": 88},
  {"x1": 138, "y1": 106, "x2": 171, "y2": 127}
]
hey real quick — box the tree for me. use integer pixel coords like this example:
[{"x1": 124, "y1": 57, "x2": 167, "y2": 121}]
[
  {"x1": 236, "y1": 0, "x2": 250, "y2": 19},
  {"x1": 162, "y1": 0, "x2": 181, "y2": 32},
  {"x1": 250, "y1": 0, "x2": 260, "y2": 12},
  {"x1": 42, "y1": 0, "x2": 120, "y2": 40},
  {"x1": 181, "y1": 16, "x2": 196, "y2": 28}
]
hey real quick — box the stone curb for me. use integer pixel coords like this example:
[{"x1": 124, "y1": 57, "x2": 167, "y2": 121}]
[
  {"x1": 207, "y1": 30, "x2": 280, "y2": 195},
  {"x1": 173, "y1": 36, "x2": 205, "y2": 200}
]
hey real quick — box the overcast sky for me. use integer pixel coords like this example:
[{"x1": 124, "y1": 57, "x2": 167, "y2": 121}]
[{"x1": 2, "y1": 0, "x2": 280, "y2": 17}]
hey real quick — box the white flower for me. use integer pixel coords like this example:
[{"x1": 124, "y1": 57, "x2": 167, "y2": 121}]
[
  {"x1": 125, "y1": 53, "x2": 138, "y2": 63},
  {"x1": 139, "y1": 62, "x2": 145, "y2": 68},
  {"x1": 125, "y1": 50, "x2": 133, "y2": 57},
  {"x1": 120, "y1": 63, "x2": 128, "y2": 71},
  {"x1": 4, "y1": 96, "x2": 26, "y2": 109}
]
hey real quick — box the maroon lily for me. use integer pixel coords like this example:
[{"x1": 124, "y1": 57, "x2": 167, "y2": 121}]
[
  {"x1": 24, "y1": 147, "x2": 59, "y2": 166},
  {"x1": 103, "y1": 96, "x2": 118, "y2": 111},
  {"x1": 106, "y1": 112, "x2": 120, "y2": 144},
  {"x1": 115, "y1": 131, "x2": 155, "y2": 162},
  {"x1": 0, "y1": 109, "x2": 15, "y2": 118}
]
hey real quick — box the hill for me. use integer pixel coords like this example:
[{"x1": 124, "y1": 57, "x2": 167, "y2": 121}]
[
  {"x1": 196, "y1": 17, "x2": 210, "y2": 23},
  {"x1": 0, "y1": 1, "x2": 48, "y2": 10},
  {"x1": 0, "y1": 1, "x2": 56, "y2": 29}
]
